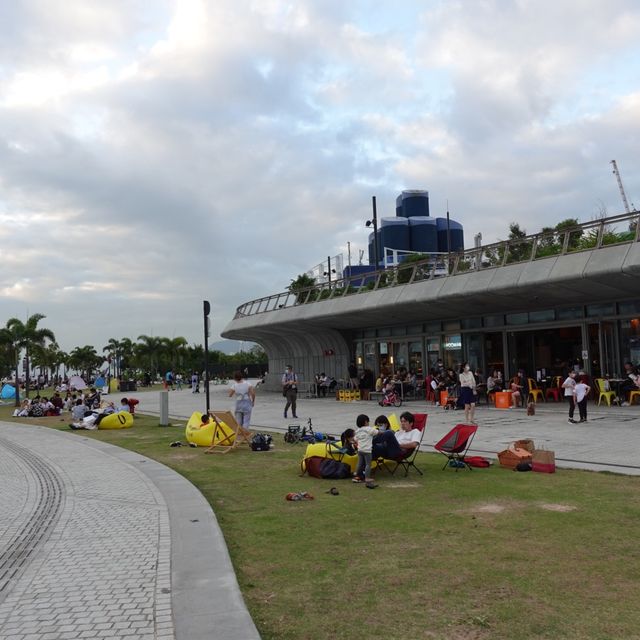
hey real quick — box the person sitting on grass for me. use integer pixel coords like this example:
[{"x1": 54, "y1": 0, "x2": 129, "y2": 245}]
[
  {"x1": 352, "y1": 414, "x2": 378, "y2": 489},
  {"x1": 13, "y1": 399, "x2": 30, "y2": 417}
]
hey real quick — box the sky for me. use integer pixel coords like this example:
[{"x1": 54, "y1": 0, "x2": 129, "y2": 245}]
[{"x1": 1, "y1": 0, "x2": 640, "y2": 352}]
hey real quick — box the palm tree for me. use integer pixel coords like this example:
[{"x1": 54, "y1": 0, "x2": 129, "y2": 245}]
[
  {"x1": 162, "y1": 336, "x2": 188, "y2": 371},
  {"x1": 2, "y1": 314, "x2": 55, "y2": 404},
  {"x1": 135, "y1": 335, "x2": 164, "y2": 377},
  {"x1": 68, "y1": 345, "x2": 102, "y2": 381},
  {"x1": 30, "y1": 341, "x2": 65, "y2": 383}
]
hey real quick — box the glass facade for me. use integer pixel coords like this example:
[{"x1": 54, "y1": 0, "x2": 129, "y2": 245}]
[{"x1": 351, "y1": 300, "x2": 640, "y2": 380}]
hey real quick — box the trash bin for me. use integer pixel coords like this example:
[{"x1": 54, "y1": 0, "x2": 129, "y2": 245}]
[{"x1": 495, "y1": 391, "x2": 512, "y2": 409}]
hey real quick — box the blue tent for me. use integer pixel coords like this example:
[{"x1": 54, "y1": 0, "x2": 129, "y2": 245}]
[{"x1": 1, "y1": 384, "x2": 16, "y2": 399}]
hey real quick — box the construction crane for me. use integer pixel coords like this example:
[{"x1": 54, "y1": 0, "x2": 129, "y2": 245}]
[{"x1": 610, "y1": 159, "x2": 636, "y2": 213}]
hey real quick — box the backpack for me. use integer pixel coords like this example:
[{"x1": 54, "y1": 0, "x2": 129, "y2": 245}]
[
  {"x1": 301, "y1": 456, "x2": 351, "y2": 479},
  {"x1": 251, "y1": 433, "x2": 272, "y2": 451}
]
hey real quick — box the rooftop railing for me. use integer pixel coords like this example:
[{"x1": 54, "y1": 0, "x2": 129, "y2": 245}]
[{"x1": 234, "y1": 211, "x2": 640, "y2": 319}]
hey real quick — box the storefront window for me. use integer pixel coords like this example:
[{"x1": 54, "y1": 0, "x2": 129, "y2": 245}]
[
  {"x1": 364, "y1": 342, "x2": 376, "y2": 374},
  {"x1": 620, "y1": 319, "x2": 640, "y2": 365},
  {"x1": 409, "y1": 341, "x2": 423, "y2": 377},
  {"x1": 443, "y1": 334, "x2": 462, "y2": 369},
  {"x1": 427, "y1": 338, "x2": 440, "y2": 372}
]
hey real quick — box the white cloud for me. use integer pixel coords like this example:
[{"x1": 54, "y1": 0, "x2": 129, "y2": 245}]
[{"x1": 0, "y1": 0, "x2": 639, "y2": 351}]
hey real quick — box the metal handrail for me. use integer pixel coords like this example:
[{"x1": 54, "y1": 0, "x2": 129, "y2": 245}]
[{"x1": 233, "y1": 211, "x2": 640, "y2": 319}]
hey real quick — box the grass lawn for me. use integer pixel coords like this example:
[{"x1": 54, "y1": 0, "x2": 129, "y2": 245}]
[{"x1": 2, "y1": 407, "x2": 640, "y2": 639}]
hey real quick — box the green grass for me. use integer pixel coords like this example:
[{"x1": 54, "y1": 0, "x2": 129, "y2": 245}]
[{"x1": 4, "y1": 408, "x2": 640, "y2": 639}]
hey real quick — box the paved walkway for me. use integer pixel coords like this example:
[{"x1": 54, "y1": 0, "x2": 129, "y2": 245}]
[
  {"x1": 2, "y1": 384, "x2": 639, "y2": 640},
  {"x1": 0, "y1": 421, "x2": 260, "y2": 640},
  {"x1": 141, "y1": 383, "x2": 640, "y2": 475}
]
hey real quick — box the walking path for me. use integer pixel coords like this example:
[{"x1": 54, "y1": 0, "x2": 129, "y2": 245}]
[
  {"x1": 1, "y1": 384, "x2": 639, "y2": 640},
  {"x1": 0, "y1": 420, "x2": 260, "y2": 640}
]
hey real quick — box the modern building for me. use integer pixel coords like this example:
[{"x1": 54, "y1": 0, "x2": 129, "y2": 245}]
[{"x1": 222, "y1": 211, "x2": 640, "y2": 389}]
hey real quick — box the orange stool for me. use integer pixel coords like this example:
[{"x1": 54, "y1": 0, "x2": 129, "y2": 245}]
[{"x1": 495, "y1": 391, "x2": 512, "y2": 409}]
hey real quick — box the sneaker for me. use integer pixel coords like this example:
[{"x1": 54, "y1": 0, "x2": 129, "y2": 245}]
[
  {"x1": 284, "y1": 413, "x2": 287, "y2": 419},
  {"x1": 568, "y1": 419, "x2": 576, "y2": 424},
  {"x1": 365, "y1": 482, "x2": 378, "y2": 489},
  {"x1": 352, "y1": 477, "x2": 364, "y2": 483},
  {"x1": 292, "y1": 414, "x2": 299, "y2": 418}
]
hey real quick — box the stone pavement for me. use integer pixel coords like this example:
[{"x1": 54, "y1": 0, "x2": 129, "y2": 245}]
[
  {"x1": 139, "y1": 382, "x2": 640, "y2": 475},
  {"x1": 0, "y1": 421, "x2": 260, "y2": 640}
]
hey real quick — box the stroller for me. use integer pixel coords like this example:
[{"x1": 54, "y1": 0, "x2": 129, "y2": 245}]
[{"x1": 379, "y1": 388, "x2": 402, "y2": 407}]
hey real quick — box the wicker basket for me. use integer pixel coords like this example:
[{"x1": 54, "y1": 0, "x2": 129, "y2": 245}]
[
  {"x1": 514, "y1": 439, "x2": 535, "y2": 453},
  {"x1": 498, "y1": 447, "x2": 532, "y2": 469}
]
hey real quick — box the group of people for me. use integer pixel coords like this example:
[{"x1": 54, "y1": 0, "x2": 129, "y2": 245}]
[{"x1": 339, "y1": 411, "x2": 422, "y2": 488}]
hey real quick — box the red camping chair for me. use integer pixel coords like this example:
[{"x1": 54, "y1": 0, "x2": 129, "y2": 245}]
[
  {"x1": 377, "y1": 413, "x2": 428, "y2": 477},
  {"x1": 434, "y1": 423, "x2": 478, "y2": 471}
]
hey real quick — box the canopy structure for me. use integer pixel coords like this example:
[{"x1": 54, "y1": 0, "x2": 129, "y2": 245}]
[{"x1": 68, "y1": 375, "x2": 87, "y2": 390}]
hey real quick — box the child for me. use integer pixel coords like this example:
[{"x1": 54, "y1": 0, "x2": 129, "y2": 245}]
[
  {"x1": 574, "y1": 377, "x2": 591, "y2": 423},
  {"x1": 562, "y1": 371, "x2": 577, "y2": 423},
  {"x1": 353, "y1": 414, "x2": 378, "y2": 489}
]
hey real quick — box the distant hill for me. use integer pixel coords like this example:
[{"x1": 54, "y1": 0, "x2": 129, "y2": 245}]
[{"x1": 210, "y1": 339, "x2": 257, "y2": 355}]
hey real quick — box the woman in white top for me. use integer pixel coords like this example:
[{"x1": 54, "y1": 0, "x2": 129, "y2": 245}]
[
  {"x1": 458, "y1": 362, "x2": 477, "y2": 424},
  {"x1": 228, "y1": 371, "x2": 256, "y2": 428}
]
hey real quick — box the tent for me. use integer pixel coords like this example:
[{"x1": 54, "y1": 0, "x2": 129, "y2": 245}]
[
  {"x1": 1, "y1": 384, "x2": 16, "y2": 399},
  {"x1": 68, "y1": 375, "x2": 88, "y2": 390}
]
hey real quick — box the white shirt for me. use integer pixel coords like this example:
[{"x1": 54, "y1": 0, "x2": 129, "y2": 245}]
[
  {"x1": 354, "y1": 426, "x2": 378, "y2": 453},
  {"x1": 562, "y1": 376, "x2": 576, "y2": 397},
  {"x1": 396, "y1": 428, "x2": 422, "y2": 447},
  {"x1": 575, "y1": 382, "x2": 590, "y2": 403},
  {"x1": 459, "y1": 370, "x2": 476, "y2": 389}
]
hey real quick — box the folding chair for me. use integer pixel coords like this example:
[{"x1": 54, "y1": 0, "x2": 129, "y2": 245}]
[
  {"x1": 434, "y1": 423, "x2": 478, "y2": 471},
  {"x1": 204, "y1": 410, "x2": 252, "y2": 454},
  {"x1": 377, "y1": 413, "x2": 428, "y2": 477}
]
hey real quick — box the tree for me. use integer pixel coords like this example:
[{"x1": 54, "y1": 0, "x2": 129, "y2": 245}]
[
  {"x1": 288, "y1": 274, "x2": 317, "y2": 303},
  {"x1": 67, "y1": 345, "x2": 102, "y2": 381},
  {"x1": 1, "y1": 314, "x2": 55, "y2": 404},
  {"x1": 135, "y1": 335, "x2": 164, "y2": 376},
  {"x1": 162, "y1": 336, "x2": 188, "y2": 371},
  {"x1": 30, "y1": 341, "x2": 65, "y2": 382}
]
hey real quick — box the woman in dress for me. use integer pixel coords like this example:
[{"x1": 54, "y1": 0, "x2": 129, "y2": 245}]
[{"x1": 458, "y1": 362, "x2": 477, "y2": 424}]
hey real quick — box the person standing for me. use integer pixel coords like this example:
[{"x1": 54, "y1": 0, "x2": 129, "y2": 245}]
[
  {"x1": 353, "y1": 414, "x2": 378, "y2": 488},
  {"x1": 563, "y1": 370, "x2": 577, "y2": 423},
  {"x1": 191, "y1": 371, "x2": 199, "y2": 393},
  {"x1": 575, "y1": 376, "x2": 591, "y2": 423},
  {"x1": 282, "y1": 365, "x2": 298, "y2": 419},
  {"x1": 348, "y1": 362, "x2": 359, "y2": 390},
  {"x1": 458, "y1": 362, "x2": 477, "y2": 424},
  {"x1": 228, "y1": 371, "x2": 256, "y2": 429}
]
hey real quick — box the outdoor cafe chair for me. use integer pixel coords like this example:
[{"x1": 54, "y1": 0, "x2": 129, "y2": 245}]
[{"x1": 595, "y1": 378, "x2": 617, "y2": 406}]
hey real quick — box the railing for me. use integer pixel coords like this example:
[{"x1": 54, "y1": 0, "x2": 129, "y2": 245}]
[{"x1": 234, "y1": 211, "x2": 640, "y2": 319}]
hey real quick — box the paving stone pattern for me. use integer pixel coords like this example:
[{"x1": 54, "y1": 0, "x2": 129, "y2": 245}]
[{"x1": 0, "y1": 425, "x2": 174, "y2": 640}]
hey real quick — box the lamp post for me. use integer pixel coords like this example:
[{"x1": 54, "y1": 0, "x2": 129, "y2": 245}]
[
  {"x1": 203, "y1": 300, "x2": 211, "y2": 414},
  {"x1": 323, "y1": 255, "x2": 336, "y2": 283},
  {"x1": 366, "y1": 195, "x2": 379, "y2": 270}
]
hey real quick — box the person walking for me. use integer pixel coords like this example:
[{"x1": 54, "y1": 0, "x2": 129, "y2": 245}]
[
  {"x1": 563, "y1": 370, "x2": 577, "y2": 423},
  {"x1": 575, "y1": 376, "x2": 591, "y2": 423},
  {"x1": 228, "y1": 371, "x2": 256, "y2": 429},
  {"x1": 282, "y1": 364, "x2": 299, "y2": 419}
]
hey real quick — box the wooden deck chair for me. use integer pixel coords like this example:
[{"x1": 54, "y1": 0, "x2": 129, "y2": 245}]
[{"x1": 204, "y1": 411, "x2": 252, "y2": 454}]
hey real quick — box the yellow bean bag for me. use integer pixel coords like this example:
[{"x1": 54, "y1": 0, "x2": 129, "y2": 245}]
[
  {"x1": 302, "y1": 441, "x2": 381, "y2": 474},
  {"x1": 98, "y1": 411, "x2": 133, "y2": 430},
  {"x1": 185, "y1": 411, "x2": 236, "y2": 447}
]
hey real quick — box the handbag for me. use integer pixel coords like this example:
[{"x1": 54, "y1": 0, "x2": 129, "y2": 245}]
[{"x1": 532, "y1": 448, "x2": 556, "y2": 473}]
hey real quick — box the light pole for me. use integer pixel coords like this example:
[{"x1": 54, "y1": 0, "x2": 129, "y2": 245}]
[
  {"x1": 203, "y1": 300, "x2": 211, "y2": 414},
  {"x1": 323, "y1": 255, "x2": 336, "y2": 283},
  {"x1": 366, "y1": 196, "x2": 379, "y2": 270}
]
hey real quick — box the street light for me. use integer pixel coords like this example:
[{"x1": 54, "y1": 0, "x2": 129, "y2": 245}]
[
  {"x1": 365, "y1": 195, "x2": 379, "y2": 269},
  {"x1": 323, "y1": 255, "x2": 336, "y2": 283},
  {"x1": 203, "y1": 300, "x2": 211, "y2": 414}
]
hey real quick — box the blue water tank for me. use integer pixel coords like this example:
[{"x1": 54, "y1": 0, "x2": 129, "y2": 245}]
[
  {"x1": 395, "y1": 194, "x2": 403, "y2": 217},
  {"x1": 436, "y1": 218, "x2": 465, "y2": 252},
  {"x1": 380, "y1": 217, "x2": 410, "y2": 262},
  {"x1": 400, "y1": 190, "x2": 429, "y2": 218},
  {"x1": 408, "y1": 217, "x2": 438, "y2": 253},
  {"x1": 368, "y1": 232, "x2": 383, "y2": 267}
]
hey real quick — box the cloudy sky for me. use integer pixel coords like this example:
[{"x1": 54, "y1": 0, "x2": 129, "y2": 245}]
[{"x1": 1, "y1": 0, "x2": 639, "y2": 351}]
